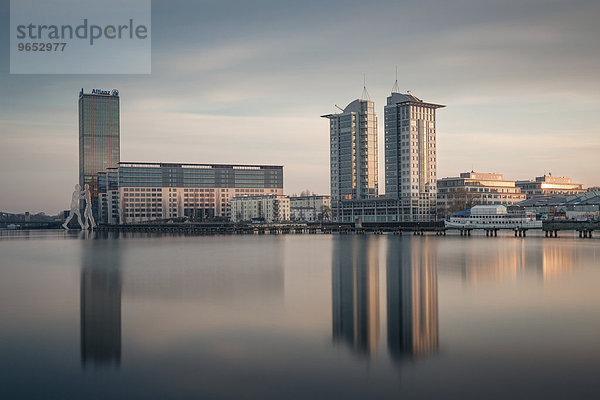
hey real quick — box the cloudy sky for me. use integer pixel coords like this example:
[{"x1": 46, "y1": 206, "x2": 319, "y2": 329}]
[{"x1": 1, "y1": 0, "x2": 599, "y2": 213}]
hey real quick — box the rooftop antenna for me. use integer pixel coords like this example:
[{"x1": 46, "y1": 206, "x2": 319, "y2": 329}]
[
  {"x1": 361, "y1": 73, "x2": 371, "y2": 101},
  {"x1": 334, "y1": 104, "x2": 344, "y2": 112},
  {"x1": 391, "y1": 66, "x2": 400, "y2": 93}
]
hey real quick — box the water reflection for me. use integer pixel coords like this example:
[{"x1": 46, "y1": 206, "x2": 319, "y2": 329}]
[
  {"x1": 538, "y1": 244, "x2": 579, "y2": 281},
  {"x1": 331, "y1": 236, "x2": 380, "y2": 357},
  {"x1": 80, "y1": 233, "x2": 122, "y2": 368},
  {"x1": 454, "y1": 241, "x2": 581, "y2": 284},
  {"x1": 387, "y1": 237, "x2": 439, "y2": 361}
]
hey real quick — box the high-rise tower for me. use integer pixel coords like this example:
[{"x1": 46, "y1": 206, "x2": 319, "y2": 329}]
[
  {"x1": 79, "y1": 88, "x2": 120, "y2": 218},
  {"x1": 384, "y1": 91, "x2": 444, "y2": 221},
  {"x1": 322, "y1": 99, "x2": 378, "y2": 219}
]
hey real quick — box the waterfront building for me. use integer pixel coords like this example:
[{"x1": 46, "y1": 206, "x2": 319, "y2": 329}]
[
  {"x1": 337, "y1": 197, "x2": 406, "y2": 223},
  {"x1": 510, "y1": 190, "x2": 600, "y2": 220},
  {"x1": 437, "y1": 171, "x2": 526, "y2": 217},
  {"x1": 230, "y1": 195, "x2": 290, "y2": 223},
  {"x1": 97, "y1": 162, "x2": 283, "y2": 224},
  {"x1": 322, "y1": 98, "x2": 379, "y2": 220},
  {"x1": 289, "y1": 195, "x2": 331, "y2": 221},
  {"x1": 384, "y1": 91, "x2": 444, "y2": 221},
  {"x1": 516, "y1": 175, "x2": 585, "y2": 198},
  {"x1": 98, "y1": 169, "x2": 120, "y2": 224},
  {"x1": 290, "y1": 207, "x2": 319, "y2": 222},
  {"x1": 79, "y1": 88, "x2": 120, "y2": 218},
  {"x1": 331, "y1": 89, "x2": 445, "y2": 223}
]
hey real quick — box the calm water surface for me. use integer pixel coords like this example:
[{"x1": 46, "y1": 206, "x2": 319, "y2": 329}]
[{"x1": 0, "y1": 231, "x2": 599, "y2": 399}]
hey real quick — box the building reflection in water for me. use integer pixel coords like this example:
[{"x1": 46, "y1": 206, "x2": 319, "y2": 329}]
[
  {"x1": 455, "y1": 241, "x2": 580, "y2": 284},
  {"x1": 331, "y1": 236, "x2": 380, "y2": 357},
  {"x1": 80, "y1": 232, "x2": 122, "y2": 368},
  {"x1": 539, "y1": 244, "x2": 578, "y2": 281},
  {"x1": 387, "y1": 237, "x2": 439, "y2": 361}
]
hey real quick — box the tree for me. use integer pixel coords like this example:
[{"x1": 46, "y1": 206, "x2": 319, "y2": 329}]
[
  {"x1": 320, "y1": 205, "x2": 331, "y2": 221},
  {"x1": 446, "y1": 188, "x2": 481, "y2": 215}
]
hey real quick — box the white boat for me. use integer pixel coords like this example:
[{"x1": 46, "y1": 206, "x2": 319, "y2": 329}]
[{"x1": 445, "y1": 205, "x2": 542, "y2": 229}]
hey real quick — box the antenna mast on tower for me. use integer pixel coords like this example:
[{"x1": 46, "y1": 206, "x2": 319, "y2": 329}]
[
  {"x1": 391, "y1": 66, "x2": 400, "y2": 93},
  {"x1": 361, "y1": 73, "x2": 371, "y2": 101}
]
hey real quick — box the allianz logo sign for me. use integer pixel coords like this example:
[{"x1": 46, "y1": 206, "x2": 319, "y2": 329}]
[{"x1": 90, "y1": 88, "x2": 119, "y2": 96}]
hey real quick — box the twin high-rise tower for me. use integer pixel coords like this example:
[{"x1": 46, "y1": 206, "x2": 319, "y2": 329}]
[
  {"x1": 384, "y1": 92, "x2": 445, "y2": 220},
  {"x1": 324, "y1": 87, "x2": 444, "y2": 222},
  {"x1": 322, "y1": 99, "x2": 379, "y2": 218}
]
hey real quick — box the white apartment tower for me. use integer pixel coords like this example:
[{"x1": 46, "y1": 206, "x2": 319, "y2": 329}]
[
  {"x1": 322, "y1": 99, "x2": 379, "y2": 218},
  {"x1": 384, "y1": 92, "x2": 444, "y2": 221}
]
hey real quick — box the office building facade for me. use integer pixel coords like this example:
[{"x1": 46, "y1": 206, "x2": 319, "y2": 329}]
[
  {"x1": 384, "y1": 92, "x2": 444, "y2": 221},
  {"x1": 516, "y1": 175, "x2": 585, "y2": 198},
  {"x1": 79, "y1": 88, "x2": 120, "y2": 218},
  {"x1": 98, "y1": 162, "x2": 284, "y2": 224},
  {"x1": 437, "y1": 171, "x2": 526, "y2": 217},
  {"x1": 322, "y1": 99, "x2": 379, "y2": 220}
]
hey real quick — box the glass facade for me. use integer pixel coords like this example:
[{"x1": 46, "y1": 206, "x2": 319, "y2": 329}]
[
  {"x1": 79, "y1": 91, "x2": 120, "y2": 218},
  {"x1": 117, "y1": 163, "x2": 283, "y2": 189},
  {"x1": 111, "y1": 163, "x2": 284, "y2": 223}
]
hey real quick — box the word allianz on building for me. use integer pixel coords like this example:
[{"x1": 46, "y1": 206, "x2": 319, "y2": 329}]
[{"x1": 98, "y1": 162, "x2": 283, "y2": 224}]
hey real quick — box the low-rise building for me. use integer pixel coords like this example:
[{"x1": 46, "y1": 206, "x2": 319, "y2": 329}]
[
  {"x1": 337, "y1": 198, "x2": 407, "y2": 223},
  {"x1": 510, "y1": 190, "x2": 600, "y2": 220},
  {"x1": 289, "y1": 195, "x2": 331, "y2": 221},
  {"x1": 437, "y1": 172, "x2": 526, "y2": 217},
  {"x1": 231, "y1": 195, "x2": 290, "y2": 223},
  {"x1": 516, "y1": 175, "x2": 585, "y2": 198}
]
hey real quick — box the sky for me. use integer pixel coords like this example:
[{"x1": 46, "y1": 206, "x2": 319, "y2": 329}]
[{"x1": 1, "y1": 0, "x2": 599, "y2": 213}]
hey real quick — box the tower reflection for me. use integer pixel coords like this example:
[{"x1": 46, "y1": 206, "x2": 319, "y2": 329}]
[
  {"x1": 386, "y1": 237, "x2": 439, "y2": 361},
  {"x1": 80, "y1": 233, "x2": 122, "y2": 368},
  {"x1": 331, "y1": 236, "x2": 380, "y2": 357}
]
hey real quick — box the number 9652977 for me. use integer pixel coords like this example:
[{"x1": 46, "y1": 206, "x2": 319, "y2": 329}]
[{"x1": 17, "y1": 42, "x2": 66, "y2": 51}]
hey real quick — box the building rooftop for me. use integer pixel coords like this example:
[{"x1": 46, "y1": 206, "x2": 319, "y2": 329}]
[
  {"x1": 118, "y1": 162, "x2": 283, "y2": 169},
  {"x1": 387, "y1": 92, "x2": 445, "y2": 108},
  {"x1": 514, "y1": 191, "x2": 600, "y2": 207}
]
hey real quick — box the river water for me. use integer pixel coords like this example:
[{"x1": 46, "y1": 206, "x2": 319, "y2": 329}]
[{"x1": 0, "y1": 230, "x2": 599, "y2": 399}]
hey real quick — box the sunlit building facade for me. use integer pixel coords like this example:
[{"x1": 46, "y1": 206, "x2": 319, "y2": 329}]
[
  {"x1": 516, "y1": 175, "x2": 585, "y2": 198},
  {"x1": 98, "y1": 162, "x2": 284, "y2": 224},
  {"x1": 322, "y1": 99, "x2": 379, "y2": 220},
  {"x1": 437, "y1": 171, "x2": 526, "y2": 217},
  {"x1": 79, "y1": 88, "x2": 120, "y2": 218},
  {"x1": 385, "y1": 92, "x2": 444, "y2": 221}
]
